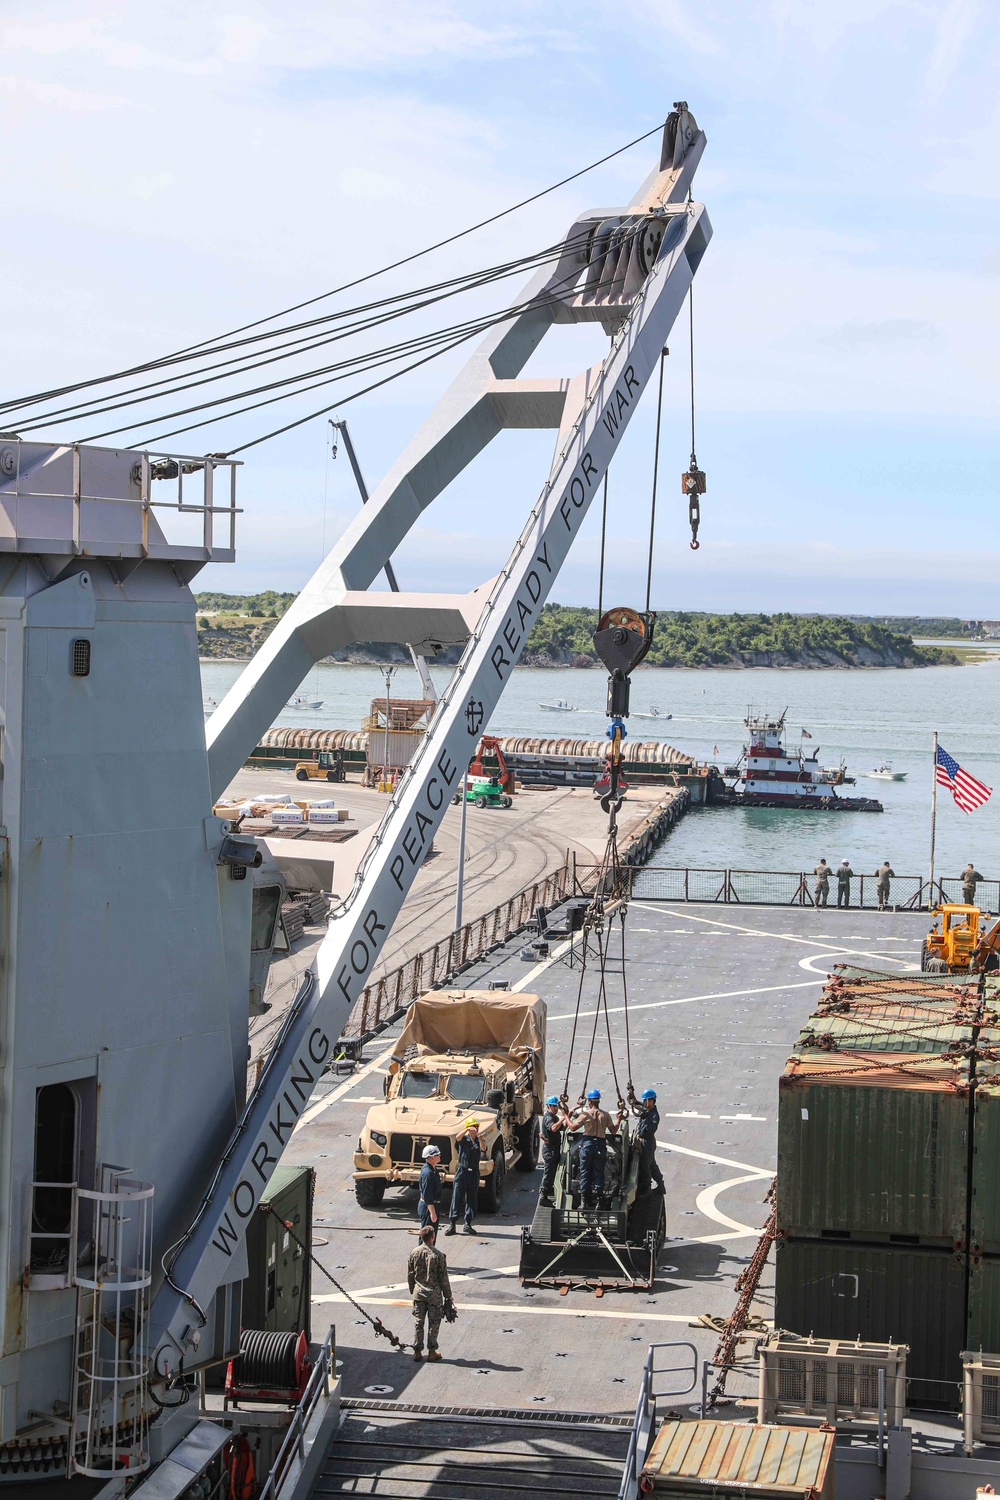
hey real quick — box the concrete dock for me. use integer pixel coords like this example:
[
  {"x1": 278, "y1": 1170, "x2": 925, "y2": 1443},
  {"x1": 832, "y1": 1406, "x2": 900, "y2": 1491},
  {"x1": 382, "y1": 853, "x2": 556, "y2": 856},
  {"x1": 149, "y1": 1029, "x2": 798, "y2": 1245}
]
[
  {"x1": 281, "y1": 902, "x2": 930, "y2": 1422},
  {"x1": 227, "y1": 766, "x2": 682, "y2": 1063}
]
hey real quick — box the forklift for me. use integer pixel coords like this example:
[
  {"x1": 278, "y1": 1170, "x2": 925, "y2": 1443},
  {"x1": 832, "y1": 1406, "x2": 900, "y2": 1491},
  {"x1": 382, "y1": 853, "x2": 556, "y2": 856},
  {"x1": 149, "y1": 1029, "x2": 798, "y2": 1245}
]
[{"x1": 294, "y1": 748, "x2": 346, "y2": 783}]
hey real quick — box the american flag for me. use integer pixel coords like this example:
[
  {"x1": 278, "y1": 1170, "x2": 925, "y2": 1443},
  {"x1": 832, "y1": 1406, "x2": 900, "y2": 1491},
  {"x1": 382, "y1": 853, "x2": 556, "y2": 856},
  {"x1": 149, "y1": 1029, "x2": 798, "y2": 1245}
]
[{"x1": 935, "y1": 743, "x2": 992, "y2": 814}]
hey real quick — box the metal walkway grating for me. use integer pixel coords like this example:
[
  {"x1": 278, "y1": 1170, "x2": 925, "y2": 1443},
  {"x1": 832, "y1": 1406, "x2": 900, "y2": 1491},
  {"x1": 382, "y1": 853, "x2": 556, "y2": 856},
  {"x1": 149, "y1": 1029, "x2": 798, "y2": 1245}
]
[{"x1": 317, "y1": 1403, "x2": 630, "y2": 1497}]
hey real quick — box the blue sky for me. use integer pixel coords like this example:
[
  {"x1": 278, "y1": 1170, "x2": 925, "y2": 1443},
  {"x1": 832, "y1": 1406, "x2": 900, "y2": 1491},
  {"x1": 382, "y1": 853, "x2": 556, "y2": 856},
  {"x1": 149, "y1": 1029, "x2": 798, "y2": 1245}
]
[{"x1": 2, "y1": 1, "x2": 998, "y2": 614}]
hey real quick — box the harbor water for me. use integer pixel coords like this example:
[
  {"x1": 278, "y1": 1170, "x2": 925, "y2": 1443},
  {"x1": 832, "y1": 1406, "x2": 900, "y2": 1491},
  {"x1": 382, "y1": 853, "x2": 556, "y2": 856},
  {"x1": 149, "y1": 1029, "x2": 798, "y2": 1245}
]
[{"x1": 201, "y1": 656, "x2": 1000, "y2": 882}]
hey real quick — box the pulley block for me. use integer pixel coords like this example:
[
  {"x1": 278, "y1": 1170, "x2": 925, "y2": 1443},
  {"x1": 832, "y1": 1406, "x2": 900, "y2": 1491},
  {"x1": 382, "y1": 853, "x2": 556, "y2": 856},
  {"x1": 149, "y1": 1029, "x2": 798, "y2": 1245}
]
[
  {"x1": 593, "y1": 606, "x2": 656, "y2": 677},
  {"x1": 594, "y1": 606, "x2": 656, "y2": 720}
]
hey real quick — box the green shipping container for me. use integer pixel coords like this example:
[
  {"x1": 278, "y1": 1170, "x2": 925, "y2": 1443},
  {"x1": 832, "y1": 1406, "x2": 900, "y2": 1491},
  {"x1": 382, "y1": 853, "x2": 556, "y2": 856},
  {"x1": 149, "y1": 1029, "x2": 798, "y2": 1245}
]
[
  {"x1": 968, "y1": 1256, "x2": 1000, "y2": 1355},
  {"x1": 777, "y1": 1049, "x2": 971, "y2": 1245},
  {"x1": 242, "y1": 1164, "x2": 315, "y2": 1338},
  {"x1": 971, "y1": 1081, "x2": 1000, "y2": 1255},
  {"x1": 774, "y1": 1238, "x2": 966, "y2": 1408}
]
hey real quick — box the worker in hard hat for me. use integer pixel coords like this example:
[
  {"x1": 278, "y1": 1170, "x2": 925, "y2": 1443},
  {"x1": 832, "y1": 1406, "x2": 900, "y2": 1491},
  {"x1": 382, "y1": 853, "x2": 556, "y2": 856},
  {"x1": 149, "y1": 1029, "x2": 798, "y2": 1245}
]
[
  {"x1": 418, "y1": 1144, "x2": 442, "y2": 1231},
  {"x1": 446, "y1": 1118, "x2": 482, "y2": 1236},
  {"x1": 540, "y1": 1095, "x2": 569, "y2": 1206},
  {"x1": 633, "y1": 1088, "x2": 664, "y2": 1197},
  {"x1": 568, "y1": 1088, "x2": 623, "y2": 1208}
]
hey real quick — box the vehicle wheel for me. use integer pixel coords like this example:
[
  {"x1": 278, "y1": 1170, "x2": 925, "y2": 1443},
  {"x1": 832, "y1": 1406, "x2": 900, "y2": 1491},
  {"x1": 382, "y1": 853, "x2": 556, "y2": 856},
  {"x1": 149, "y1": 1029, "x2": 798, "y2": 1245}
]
[
  {"x1": 475, "y1": 796, "x2": 487, "y2": 808},
  {"x1": 327, "y1": 771, "x2": 337, "y2": 782},
  {"x1": 514, "y1": 1117, "x2": 540, "y2": 1171},
  {"x1": 501, "y1": 795, "x2": 513, "y2": 809},
  {"x1": 920, "y1": 941, "x2": 928, "y2": 971},
  {"x1": 479, "y1": 1144, "x2": 506, "y2": 1214},
  {"x1": 354, "y1": 1178, "x2": 385, "y2": 1209},
  {"x1": 452, "y1": 793, "x2": 461, "y2": 805},
  {"x1": 296, "y1": 770, "x2": 309, "y2": 781}
]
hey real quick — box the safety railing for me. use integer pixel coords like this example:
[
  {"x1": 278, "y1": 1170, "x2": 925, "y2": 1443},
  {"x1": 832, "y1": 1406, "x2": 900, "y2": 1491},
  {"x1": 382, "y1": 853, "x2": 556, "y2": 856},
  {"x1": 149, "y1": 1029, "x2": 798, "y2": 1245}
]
[
  {"x1": 621, "y1": 866, "x2": 996, "y2": 913},
  {"x1": 618, "y1": 1342, "x2": 698, "y2": 1500},
  {"x1": 257, "y1": 1325, "x2": 336, "y2": 1500},
  {"x1": 340, "y1": 863, "x2": 572, "y2": 1041},
  {"x1": 0, "y1": 440, "x2": 240, "y2": 559},
  {"x1": 339, "y1": 791, "x2": 689, "y2": 1046}
]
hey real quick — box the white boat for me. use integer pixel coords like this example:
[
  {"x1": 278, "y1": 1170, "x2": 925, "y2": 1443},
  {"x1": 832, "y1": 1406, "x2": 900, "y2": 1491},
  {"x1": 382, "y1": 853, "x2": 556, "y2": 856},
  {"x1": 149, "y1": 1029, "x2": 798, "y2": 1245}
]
[
  {"x1": 539, "y1": 699, "x2": 577, "y2": 712},
  {"x1": 287, "y1": 694, "x2": 324, "y2": 710},
  {"x1": 203, "y1": 696, "x2": 217, "y2": 710},
  {"x1": 633, "y1": 706, "x2": 672, "y2": 720},
  {"x1": 864, "y1": 761, "x2": 907, "y2": 782}
]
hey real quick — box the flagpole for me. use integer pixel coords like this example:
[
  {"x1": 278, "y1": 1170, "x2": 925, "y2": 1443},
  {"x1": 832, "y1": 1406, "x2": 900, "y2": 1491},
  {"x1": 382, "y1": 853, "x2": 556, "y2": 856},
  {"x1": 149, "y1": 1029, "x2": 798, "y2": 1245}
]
[{"x1": 928, "y1": 730, "x2": 938, "y2": 905}]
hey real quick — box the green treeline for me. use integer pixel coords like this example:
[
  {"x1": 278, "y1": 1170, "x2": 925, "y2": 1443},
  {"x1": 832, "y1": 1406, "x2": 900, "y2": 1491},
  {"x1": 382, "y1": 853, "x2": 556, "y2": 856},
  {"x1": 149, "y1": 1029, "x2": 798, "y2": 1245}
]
[
  {"x1": 192, "y1": 595, "x2": 959, "y2": 667},
  {"x1": 517, "y1": 606, "x2": 957, "y2": 668}
]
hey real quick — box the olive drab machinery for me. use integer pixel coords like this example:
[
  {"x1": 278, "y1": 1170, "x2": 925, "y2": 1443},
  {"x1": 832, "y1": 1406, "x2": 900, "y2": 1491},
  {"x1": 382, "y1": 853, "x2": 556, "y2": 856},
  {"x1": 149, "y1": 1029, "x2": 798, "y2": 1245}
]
[{"x1": 0, "y1": 103, "x2": 711, "y2": 1474}]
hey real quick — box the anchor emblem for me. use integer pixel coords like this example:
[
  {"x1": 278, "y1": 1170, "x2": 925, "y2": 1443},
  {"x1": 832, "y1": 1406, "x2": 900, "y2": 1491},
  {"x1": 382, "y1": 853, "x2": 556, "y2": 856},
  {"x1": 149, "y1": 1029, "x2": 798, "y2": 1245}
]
[{"x1": 465, "y1": 697, "x2": 484, "y2": 736}]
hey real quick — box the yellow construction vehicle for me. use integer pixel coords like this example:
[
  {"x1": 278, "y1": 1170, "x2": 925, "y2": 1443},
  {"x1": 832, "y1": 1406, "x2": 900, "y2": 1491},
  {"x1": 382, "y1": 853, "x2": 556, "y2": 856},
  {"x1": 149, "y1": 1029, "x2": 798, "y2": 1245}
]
[
  {"x1": 921, "y1": 904, "x2": 1000, "y2": 973},
  {"x1": 294, "y1": 749, "x2": 345, "y2": 783}
]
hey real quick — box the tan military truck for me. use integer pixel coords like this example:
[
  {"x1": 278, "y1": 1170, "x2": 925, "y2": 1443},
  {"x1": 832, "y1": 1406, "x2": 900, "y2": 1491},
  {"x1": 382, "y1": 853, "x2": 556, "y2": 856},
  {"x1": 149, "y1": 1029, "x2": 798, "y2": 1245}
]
[{"x1": 352, "y1": 989, "x2": 546, "y2": 1211}]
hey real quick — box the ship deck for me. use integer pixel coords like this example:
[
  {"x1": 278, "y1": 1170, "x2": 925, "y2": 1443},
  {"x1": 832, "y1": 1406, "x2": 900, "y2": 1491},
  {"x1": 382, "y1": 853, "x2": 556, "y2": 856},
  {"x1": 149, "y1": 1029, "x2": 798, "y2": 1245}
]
[{"x1": 284, "y1": 901, "x2": 932, "y2": 1421}]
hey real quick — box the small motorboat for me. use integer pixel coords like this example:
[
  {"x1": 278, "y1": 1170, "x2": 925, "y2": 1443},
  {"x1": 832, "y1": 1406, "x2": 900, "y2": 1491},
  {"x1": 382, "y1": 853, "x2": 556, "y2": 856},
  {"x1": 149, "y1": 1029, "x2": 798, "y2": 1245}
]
[
  {"x1": 864, "y1": 761, "x2": 907, "y2": 782},
  {"x1": 633, "y1": 706, "x2": 672, "y2": 720},
  {"x1": 287, "y1": 694, "x2": 324, "y2": 710},
  {"x1": 539, "y1": 699, "x2": 577, "y2": 712}
]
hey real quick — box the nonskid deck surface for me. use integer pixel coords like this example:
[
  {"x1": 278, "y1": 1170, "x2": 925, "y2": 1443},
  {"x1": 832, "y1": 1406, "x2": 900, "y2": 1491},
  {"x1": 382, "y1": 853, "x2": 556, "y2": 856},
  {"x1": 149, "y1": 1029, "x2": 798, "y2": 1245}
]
[
  {"x1": 284, "y1": 903, "x2": 929, "y2": 1448},
  {"x1": 319, "y1": 1403, "x2": 629, "y2": 1497}
]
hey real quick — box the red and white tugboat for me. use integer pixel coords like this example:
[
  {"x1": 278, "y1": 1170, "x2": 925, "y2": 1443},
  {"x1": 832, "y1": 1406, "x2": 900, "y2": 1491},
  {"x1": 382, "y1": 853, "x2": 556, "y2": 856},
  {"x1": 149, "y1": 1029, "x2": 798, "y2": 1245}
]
[{"x1": 723, "y1": 709, "x2": 882, "y2": 811}]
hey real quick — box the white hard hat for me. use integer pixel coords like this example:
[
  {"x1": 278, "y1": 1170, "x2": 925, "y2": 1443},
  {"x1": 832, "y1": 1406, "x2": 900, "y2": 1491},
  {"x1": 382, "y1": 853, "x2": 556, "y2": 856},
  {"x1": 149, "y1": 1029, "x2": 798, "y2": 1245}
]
[{"x1": 421, "y1": 1144, "x2": 441, "y2": 1160}]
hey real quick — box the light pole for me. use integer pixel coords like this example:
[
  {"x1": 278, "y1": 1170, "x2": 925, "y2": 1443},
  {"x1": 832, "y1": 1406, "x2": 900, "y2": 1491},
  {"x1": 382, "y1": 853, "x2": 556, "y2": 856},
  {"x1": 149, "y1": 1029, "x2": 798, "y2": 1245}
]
[
  {"x1": 454, "y1": 761, "x2": 469, "y2": 931},
  {"x1": 382, "y1": 666, "x2": 396, "y2": 787}
]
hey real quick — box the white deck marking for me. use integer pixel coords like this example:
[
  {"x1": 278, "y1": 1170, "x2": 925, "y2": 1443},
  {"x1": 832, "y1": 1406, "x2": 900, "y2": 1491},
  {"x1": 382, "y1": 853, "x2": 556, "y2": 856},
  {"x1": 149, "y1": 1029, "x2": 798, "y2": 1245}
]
[
  {"x1": 797, "y1": 951, "x2": 920, "y2": 974},
  {"x1": 313, "y1": 1291, "x2": 712, "y2": 1324},
  {"x1": 550, "y1": 978, "x2": 818, "y2": 1023},
  {"x1": 695, "y1": 1174, "x2": 767, "y2": 1236},
  {"x1": 296, "y1": 1043, "x2": 398, "y2": 1130},
  {"x1": 719, "y1": 1114, "x2": 767, "y2": 1122},
  {"x1": 658, "y1": 1140, "x2": 771, "y2": 1177},
  {"x1": 632, "y1": 902, "x2": 918, "y2": 962},
  {"x1": 512, "y1": 935, "x2": 575, "y2": 992}
]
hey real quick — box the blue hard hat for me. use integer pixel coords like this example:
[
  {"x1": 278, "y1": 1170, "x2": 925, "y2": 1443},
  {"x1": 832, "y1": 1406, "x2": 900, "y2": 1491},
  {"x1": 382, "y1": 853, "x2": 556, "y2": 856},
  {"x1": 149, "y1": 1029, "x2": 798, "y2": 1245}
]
[
  {"x1": 586, "y1": 1088, "x2": 601, "y2": 1100},
  {"x1": 641, "y1": 1089, "x2": 657, "y2": 1101},
  {"x1": 545, "y1": 1095, "x2": 559, "y2": 1107}
]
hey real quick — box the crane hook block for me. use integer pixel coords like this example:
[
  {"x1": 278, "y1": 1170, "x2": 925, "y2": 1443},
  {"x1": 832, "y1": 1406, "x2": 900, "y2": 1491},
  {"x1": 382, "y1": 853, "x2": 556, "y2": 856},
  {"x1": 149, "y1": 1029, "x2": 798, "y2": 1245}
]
[
  {"x1": 681, "y1": 466, "x2": 706, "y2": 495},
  {"x1": 593, "y1": 607, "x2": 656, "y2": 676},
  {"x1": 594, "y1": 607, "x2": 656, "y2": 721}
]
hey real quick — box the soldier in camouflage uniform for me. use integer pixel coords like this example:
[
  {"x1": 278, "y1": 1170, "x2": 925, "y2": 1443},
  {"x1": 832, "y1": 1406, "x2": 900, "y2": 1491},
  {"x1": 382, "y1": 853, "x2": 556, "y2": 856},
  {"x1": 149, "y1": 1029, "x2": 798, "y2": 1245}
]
[{"x1": 407, "y1": 1224, "x2": 454, "y2": 1361}]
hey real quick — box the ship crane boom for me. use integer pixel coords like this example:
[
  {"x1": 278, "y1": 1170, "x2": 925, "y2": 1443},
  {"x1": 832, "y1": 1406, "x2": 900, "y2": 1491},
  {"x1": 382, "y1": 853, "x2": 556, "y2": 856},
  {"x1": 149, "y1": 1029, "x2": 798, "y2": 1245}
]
[{"x1": 149, "y1": 107, "x2": 713, "y2": 1374}]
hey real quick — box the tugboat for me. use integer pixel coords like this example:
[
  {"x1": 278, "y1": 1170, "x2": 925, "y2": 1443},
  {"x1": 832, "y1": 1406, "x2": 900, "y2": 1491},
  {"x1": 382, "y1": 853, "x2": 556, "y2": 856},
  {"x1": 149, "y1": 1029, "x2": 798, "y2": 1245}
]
[{"x1": 723, "y1": 709, "x2": 882, "y2": 811}]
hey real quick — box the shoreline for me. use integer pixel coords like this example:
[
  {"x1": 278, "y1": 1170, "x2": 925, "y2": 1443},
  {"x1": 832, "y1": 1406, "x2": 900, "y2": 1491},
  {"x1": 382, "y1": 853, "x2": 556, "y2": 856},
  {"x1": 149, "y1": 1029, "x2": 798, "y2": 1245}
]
[{"x1": 198, "y1": 655, "x2": 964, "y2": 670}]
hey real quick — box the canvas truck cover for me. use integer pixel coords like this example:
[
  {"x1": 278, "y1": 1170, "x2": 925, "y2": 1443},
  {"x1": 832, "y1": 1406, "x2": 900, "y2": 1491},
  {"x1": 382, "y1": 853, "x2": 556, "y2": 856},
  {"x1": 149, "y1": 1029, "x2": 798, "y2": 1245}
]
[{"x1": 398, "y1": 989, "x2": 546, "y2": 1104}]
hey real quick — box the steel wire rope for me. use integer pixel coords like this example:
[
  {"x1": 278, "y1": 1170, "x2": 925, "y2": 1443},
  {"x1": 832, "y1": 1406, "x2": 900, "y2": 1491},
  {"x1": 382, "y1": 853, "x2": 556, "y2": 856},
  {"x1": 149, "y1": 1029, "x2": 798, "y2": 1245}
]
[
  {"x1": 190, "y1": 254, "x2": 634, "y2": 455},
  {"x1": 0, "y1": 120, "x2": 664, "y2": 417},
  {"x1": 9, "y1": 233, "x2": 596, "y2": 434},
  {"x1": 617, "y1": 907, "x2": 635, "y2": 1097},
  {"x1": 1, "y1": 236, "x2": 594, "y2": 422},
  {"x1": 561, "y1": 938, "x2": 593, "y2": 1102},
  {"x1": 578, "y1": 927, "x2": 609, "y2": 1101},
  {"x1": 596, "y1": 472, "x2": 609, "y2": 620},
  {"x1": 127, "y1": 251, "x2": 627, "y2": 451},
  {"x1": 644, "y1": 347, "x2": 668, "y2": 614}
]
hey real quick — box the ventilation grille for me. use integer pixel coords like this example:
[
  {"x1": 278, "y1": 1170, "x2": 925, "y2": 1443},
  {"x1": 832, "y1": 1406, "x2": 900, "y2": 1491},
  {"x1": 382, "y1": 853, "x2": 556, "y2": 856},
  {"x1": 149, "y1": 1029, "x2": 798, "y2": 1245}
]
[{"x1": 71, "y1": 639, "x2": 91, "y2": 677}]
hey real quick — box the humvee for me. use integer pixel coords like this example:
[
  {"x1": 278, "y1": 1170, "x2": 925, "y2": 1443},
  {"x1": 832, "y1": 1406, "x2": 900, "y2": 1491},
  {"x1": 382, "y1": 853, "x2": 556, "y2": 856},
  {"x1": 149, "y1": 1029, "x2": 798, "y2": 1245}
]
[{"x1": 353, "y1": 990, "x2": 546, "y2": 1211}]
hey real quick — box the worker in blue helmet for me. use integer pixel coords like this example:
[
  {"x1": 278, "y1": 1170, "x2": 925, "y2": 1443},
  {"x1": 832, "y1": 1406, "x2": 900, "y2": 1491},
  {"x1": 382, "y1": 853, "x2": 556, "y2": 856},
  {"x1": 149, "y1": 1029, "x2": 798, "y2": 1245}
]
[
  {"x1": 631, "y1": 1088, "x2": 664, "y2": 1197},
  {"x1": 540, "y1": 1094, "x2": 569, "y2": 1206},
  {"x1": 568, "y1": 1087, "x2": 624, "y2": 1208}
]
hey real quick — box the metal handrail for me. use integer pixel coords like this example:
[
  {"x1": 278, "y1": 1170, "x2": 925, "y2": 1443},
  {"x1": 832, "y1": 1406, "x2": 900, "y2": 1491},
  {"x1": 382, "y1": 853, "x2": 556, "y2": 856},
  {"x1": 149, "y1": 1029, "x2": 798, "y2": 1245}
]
[
  {"x1": 257, "y1": 1325, "x2": 336, "y2": 1500},
  {"x1": 609, "y1": 866, "x2": 998, "y2": 915},
  {"x1": 618, "y1": 1341, "x2": 697, "y2": 1500}
]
